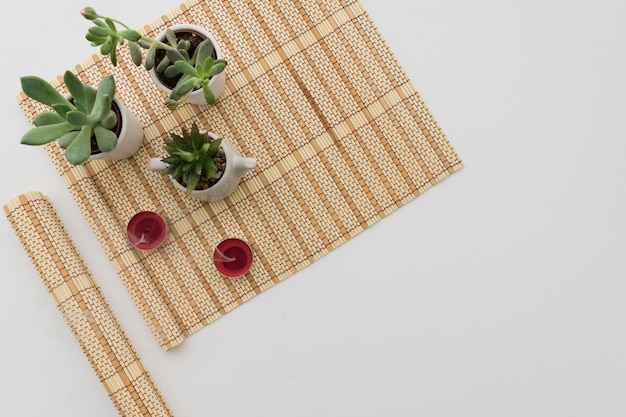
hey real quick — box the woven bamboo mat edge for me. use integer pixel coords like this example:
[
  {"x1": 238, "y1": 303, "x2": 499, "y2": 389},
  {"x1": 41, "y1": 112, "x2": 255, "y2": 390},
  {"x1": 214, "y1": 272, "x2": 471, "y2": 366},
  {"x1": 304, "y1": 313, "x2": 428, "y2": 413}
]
[{"x1": 3, "y1": 191, "x2": 174, "y2": 417}]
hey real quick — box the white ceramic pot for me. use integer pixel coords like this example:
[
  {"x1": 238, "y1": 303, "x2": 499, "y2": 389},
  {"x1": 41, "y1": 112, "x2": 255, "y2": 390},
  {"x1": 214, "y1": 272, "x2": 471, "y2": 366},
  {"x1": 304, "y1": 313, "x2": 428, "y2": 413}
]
[
  {"x1": 149, "y1": 24, "x2": 226, "y2": 106},
  {"x1": 89, "y1": 97, "x2": 144, "y2": 161},
  {"x1": 149, "y1": 133, "x2": 256, "y2": 202}
]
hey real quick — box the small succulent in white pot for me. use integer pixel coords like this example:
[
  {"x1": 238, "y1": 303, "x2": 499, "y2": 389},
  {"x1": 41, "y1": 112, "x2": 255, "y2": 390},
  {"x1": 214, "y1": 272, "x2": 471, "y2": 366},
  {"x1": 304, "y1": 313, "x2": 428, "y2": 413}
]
[
  {"x1": 148, "y1": 124, "x2": 256, "y2": 202},
  {"x1": 81, "y1": 7, "x2": 227, "y2": 110},
  {"x1": 20, "y1": 70, "x2": 143, "y2": 165},
  {"x1": 149, "y1": 24, "x2": 227, "y2": 109}
]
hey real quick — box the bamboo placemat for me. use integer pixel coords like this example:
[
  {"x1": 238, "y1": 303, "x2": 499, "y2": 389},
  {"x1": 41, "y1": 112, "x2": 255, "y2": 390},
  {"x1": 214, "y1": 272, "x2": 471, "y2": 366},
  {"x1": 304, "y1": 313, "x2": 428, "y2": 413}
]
[
  {"x1": 3, "y1": 192, "x2": 174, "y2": 417},
  {"x1": 17, "y1": 0, "x2": 463, "y2": 350}
]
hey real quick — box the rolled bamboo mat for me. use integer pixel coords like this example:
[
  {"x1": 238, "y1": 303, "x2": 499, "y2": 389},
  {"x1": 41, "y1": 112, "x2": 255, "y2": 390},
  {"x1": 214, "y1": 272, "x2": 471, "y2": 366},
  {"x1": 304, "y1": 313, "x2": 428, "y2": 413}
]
[
  {"x1": 3, "y1": 192, "x2": 174, "y2": 417},
  {"x1": 16, "y1": 0, "x2": 463, "y2": 350}
]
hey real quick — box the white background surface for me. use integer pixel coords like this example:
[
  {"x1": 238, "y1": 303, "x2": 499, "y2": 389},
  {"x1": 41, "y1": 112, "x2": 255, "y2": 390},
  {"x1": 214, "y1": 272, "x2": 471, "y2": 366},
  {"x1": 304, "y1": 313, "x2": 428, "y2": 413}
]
[{"x1": 1, "y1": 0, "x2": 625, "y2": 416}]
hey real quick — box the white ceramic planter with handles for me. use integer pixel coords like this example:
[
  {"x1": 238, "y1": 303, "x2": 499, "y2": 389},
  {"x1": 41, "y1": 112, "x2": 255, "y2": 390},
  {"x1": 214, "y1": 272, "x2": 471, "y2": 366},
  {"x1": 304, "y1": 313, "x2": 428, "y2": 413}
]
[
  {"x1": 149, "y1": 132, "x2": 256, "y2": 203},
  {"x1": 149, "y1": 24, "x2": 226, "y2": 106}
]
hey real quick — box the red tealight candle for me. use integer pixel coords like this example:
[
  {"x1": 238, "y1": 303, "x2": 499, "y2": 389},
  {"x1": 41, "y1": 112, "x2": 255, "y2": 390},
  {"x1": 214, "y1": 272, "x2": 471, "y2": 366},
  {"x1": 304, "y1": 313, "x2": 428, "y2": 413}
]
[
  {"x1": 126, "y1": 211, "x2": 168, "y2": 250},
  {"x1": 213, "y1": 238, "x2": 253, "y2": 278}
]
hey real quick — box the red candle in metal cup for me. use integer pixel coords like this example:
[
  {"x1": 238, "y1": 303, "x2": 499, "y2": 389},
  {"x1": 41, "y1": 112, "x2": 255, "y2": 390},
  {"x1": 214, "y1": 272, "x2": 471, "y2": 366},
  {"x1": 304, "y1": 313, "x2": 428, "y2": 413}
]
[
  {"x1": 126, "y1": 211, "x2": 168, "y2": 250},
  {"x1": 213, "y1": 238, "x2": 253, "y2": 278}
]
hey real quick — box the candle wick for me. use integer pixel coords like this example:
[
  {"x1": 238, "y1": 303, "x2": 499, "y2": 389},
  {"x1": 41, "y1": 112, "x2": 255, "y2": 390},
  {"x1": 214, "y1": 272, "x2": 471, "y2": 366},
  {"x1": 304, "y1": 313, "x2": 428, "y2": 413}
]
[
  {"x1": 215, "y1": 248, "x2": 236, "y2": 262},
  {"x1": 137, "y1": 228, "x2": 151, "y2": 244},
  {"x1": 136, "y1": 219, "x2": 158, "y2": 244}
]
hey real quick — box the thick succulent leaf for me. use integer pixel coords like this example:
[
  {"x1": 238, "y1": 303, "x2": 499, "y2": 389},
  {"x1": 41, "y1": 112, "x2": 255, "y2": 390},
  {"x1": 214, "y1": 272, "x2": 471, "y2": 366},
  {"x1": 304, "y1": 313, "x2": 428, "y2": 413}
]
[
  {"x1": 100, "y1": 110, "x2": 118, "y2": 130},
  {"x1": 194, "y1": 162, "x2": 203, "y2": 176},
  {"x1": 86, "y1": 32, "x2": 107, "y2": 45},
  {"x1": 176, "y1": 39, "x2": 191, "y2": 51},
  {"x1": 169, "y1": 165, "x2": 184, "y2": 180},
  {"x1": 174, "y1": 150, "x2": 196, "y2": 163},
  {"x1": 174, "y1": 60, "x2": 198, "y2": 76},
  {"x1": 74, "y1": 97, "x2": 91, "y2": 114},
  {"x1": 190, "y1": 125, "x2": 204, "y2": 148},
  {"x1": 173, "y1": 42, "x2": 190, "y2": 62},
  {"x1": 164, "y1": 65, "x2": 182, "y2": 78},
  {"x1": 63, "y1": 71, "x2": 87, "y2": 108},
  {"x1": 201, "y1": 57, "x2": 214, "y2": 76},
  {"x1": 145, "y1": 43, "x2": 157, "y2": 69},
  {"x1": 183, "y1": 170, "x2": 200, "y2": 192},
  {"x1": 161, "y1": 155, "x2": 180, "y2": 166},
  {"x1": 164, "y1": 29, "x2": 178, "y2": 46},
  {"x1": 166, "y1": 48, "x2": 187, "y2": 63},
  {"x1": 33, "y1": 112, "x2": 65, "y2": 127},
  {"x1": 51, "y1": 103, "x2": 74, "y2": 118},
  {"x1": 183, "y1": 161, "x2": 196, "y2": 171},
  {"x1": 164, "y1": 146, "x2": 181, "y2": 156},
  {"x1": 203, "y1": 158, "x2": 217, "y2": 178},
  {"x1": 66, "y1": 110, "x2": 90, "y2": 126},
  {"x1": 156, "y1": 56, "x2": 171, "y2": 73},
  {"x1": 100, "y1": 39, "x2": 113, "y2": 56},
  {"x1": 195, "y1": 40, "x2": 214, "y2": 63},
  {"x1": 90, "y1": 76, "x2": 115, "y2": 121},
  {"x1": 20, "y1": 122, "x2": 73, "y2": 146},
  {"x1": 104, "y1": 17, "x2": 118, "y2": 34},
  {"x1": 94, "y1": 125, "x2": 118, "y2": 152},
  {"x1": 104, "y1": 18, "x2": 117, "y2": 31},
  {"x1": 83, "y1": 86, "x2": 97, "y2": 113},
  {"x1": 64, "y1": 126, "x2": 93, "y2": 165},
  {"x1": 208, "y1": 137, "x2": 222, "y2": 154},
  {"x1": 129, "y1": 41, "x2": 143, "y2": 66},
  {"x1": 121, "y1": 29, "x2": 142, "y2": 42},
  {"x1": 58, "y1": 131, "x2": 80, "y2": 149},
  {"x1": 88, "y1": 26, "x2": 111, "y2": 38},
  {"x1": 209, "y1": 60, "x2": 227, "y2": 77},
  {"x1": 97, "y1": 75, "x2": 116, "y2": 97},
  {"x1": 109, "y1": 42, "x2": 118, "y2": 66},
  {"x1": 92, "y1": 19, "x2": 107, "y2": 28},
  {"x1": 21, "y1": 76, "x2": 71, "y2": 108},
  {"x1": 89, "y1": 94, "x2": 112, "y2": 123},
  {"x1": 202, "y1": 83, "x2": 216, "y2": 105},
  {"x1": 138, "y1": 39, "x2": 152, "y2": 49},
  {"x1": 172, "y1": 78, "x2": 195, "y2": 96}
]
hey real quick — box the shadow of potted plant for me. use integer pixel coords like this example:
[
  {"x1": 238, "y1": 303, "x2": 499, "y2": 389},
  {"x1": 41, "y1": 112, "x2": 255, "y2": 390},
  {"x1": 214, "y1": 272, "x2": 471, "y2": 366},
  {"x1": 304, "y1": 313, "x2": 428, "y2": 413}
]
[
  {"x1": 81, "y1": 7, "x2": 227, "y2": 110},
  {"x1": 148, "y1": 124, "x2": 256, "y2": 202},
  {"x1": 20, "y1": 70, "x2": 143, "y2": 166}
]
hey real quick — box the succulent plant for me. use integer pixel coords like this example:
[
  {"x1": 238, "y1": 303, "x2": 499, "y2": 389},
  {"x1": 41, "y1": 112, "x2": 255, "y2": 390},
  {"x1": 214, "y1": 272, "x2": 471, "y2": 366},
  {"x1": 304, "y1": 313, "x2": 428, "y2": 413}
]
[
  {"x1": 20, "y1": 70, "x2": 119, "y2": 166},
  {"x1": 81, "y1": 7, "x2": 227, "y2": 110},
  {"x1": 161, "y1": 124, "x2": 224, "y2": 192}
]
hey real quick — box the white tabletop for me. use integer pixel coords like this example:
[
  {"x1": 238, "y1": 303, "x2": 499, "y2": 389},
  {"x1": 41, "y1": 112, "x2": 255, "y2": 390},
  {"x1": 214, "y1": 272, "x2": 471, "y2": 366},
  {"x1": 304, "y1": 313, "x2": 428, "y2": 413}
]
[{"x1": 1, "y1": 0, "x2": 625, "y2": 416}]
